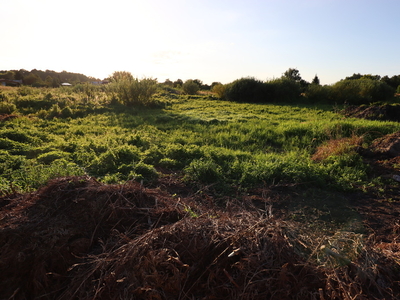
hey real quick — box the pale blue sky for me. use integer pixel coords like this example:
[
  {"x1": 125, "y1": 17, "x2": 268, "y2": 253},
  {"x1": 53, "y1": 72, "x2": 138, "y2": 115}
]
[{"x1": 1, "y1": 0, "x2": 399, "y2": 84}]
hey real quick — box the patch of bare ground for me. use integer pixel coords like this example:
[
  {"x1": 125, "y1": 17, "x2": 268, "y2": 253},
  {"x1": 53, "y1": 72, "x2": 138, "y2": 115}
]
[
  {"x1": 1, "y1": 171, "x2": 399, "y2": 299},
  {"x1": 342, "y1": 104, "x2": 400, "y2": 122}
]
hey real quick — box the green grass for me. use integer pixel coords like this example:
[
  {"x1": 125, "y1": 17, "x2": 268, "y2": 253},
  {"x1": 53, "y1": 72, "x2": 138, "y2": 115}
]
[{"x1": 1, "y1": 86, "x2": 400, "y2": 193}]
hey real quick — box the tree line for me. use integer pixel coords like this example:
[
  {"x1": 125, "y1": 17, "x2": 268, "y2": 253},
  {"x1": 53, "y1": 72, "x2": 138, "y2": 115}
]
[
  {"x1": 208, "y1": 69, "x2": 400, "y2": 105},
  {"x1": 2, "y1": 68, "x2": 400, "y2": 105},
  {"x1": 0, "y1": 69, "x2": 98, "y2": 87}
]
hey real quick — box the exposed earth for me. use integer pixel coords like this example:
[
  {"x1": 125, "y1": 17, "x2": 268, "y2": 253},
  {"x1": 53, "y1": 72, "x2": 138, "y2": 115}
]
[
  {"x1": 343, "y1": 104, "x2": 400, "y2": 122},
  {"x1": 1, "y1": 109, "x2": 400, "y2": 299}
]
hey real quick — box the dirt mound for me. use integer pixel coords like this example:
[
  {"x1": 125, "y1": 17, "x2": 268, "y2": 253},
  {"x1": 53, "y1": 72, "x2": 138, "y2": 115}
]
[
  {"x1": 342, "y1": 104, "x2": 400, "y2": 122},
  {"x1": 369, "y1": 131, "x2": 400, "y2": 157},
  {"x1": 0, "y1": 176, "x2": 182, "y2": 299},
  {"x1": 0, "y1": 176, "x2": 399, "y2": 299}
]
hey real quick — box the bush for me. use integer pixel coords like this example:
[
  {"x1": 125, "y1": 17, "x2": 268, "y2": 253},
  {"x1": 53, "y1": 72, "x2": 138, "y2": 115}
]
[
  {"x1": 265, "y1": 77, "x2": 302, "y2": 102},
  {"x1": 224, "y1": 77, "x2": 267, "y2": 103},
  {"x1": 108, "y1": 72, "x2": 158, "y2": 107},
  {"x1": 331, "y1": 79, "x2": 395, "y2": 104},
  {"x1": 211, "y1": 84, "x2": 226, "y2": 99},
  {"x1": 304, "y1": 84, "x2": 333, "y2": 104},
  {"x1": 182, "y1": 80, "x2": 200, "y2": 95}
]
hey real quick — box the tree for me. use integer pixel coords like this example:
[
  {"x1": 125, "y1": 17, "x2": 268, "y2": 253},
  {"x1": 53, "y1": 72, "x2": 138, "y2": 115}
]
[
  {"x1": 192, "y1": 79, "x2": 203, "y2": 88},
  {"x1": 311, "y1": 75, "x2": 320, "y2": 85},
  {"x1": 360, "y1": 74, "x2": 381, "y2": 81},
  {"x1": 381, "y1": 75, "x2": 400, "y2": 89},
  {"x1": 23, "y1": 73, "x2": 40, "y2": 85},
  {"x1": 14, "y1": 70, "x2": 23, "y2": 80},
  {"x1": 211, "y1": 82, "x2": 222, "y2": 89},
  {"x1": 163, "y1": 79, "x2": 173, "y2": 86},
  {"x1": 344, "y1": 73, "x2": 380, "y2": 81},
  {"x1": 173, "y1": 79, "x2": 183, "y2": 88},
  {"x1": 110, "y1": 71, "x2": 134, "y2": 82},
  {"x1": 45, "y1": 76, "x2": 53, "y2": 87},
  {"x1": 283, "y1": 68, "x2": 302, "y2": 82},
  {"x1": 283, "y1": 68, "x2": 309, "y2": 92}
]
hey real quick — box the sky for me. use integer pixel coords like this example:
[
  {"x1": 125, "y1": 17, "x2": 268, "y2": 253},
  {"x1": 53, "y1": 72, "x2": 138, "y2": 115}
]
[{"x1": 1, "y1": 0, "x2": 399, "y2": 85}]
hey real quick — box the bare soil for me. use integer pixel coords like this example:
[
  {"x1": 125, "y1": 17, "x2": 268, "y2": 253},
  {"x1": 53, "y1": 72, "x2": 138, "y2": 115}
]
[{"x1": 342, "y1": 104, "x2": 400, "y2": 122}]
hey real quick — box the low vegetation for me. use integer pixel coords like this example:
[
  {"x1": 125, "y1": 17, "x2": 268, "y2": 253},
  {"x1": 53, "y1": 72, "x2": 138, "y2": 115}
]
[
  {"x1": 1, "y1": 70, "x2": 400, "y2": 299},
  {"x1": 0, "y1": 82, "x2": 399, "y2": 193}
]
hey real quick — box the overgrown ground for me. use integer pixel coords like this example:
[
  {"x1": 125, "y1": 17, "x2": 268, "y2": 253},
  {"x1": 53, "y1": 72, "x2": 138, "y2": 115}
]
[{"x1": 1, "y1": 86, "x2": 400, "y2": 299}]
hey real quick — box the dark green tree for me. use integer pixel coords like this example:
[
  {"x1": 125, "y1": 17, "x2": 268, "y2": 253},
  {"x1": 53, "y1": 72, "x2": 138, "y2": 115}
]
[
  {"x1": 283, "y1": 68, "x2": 302, "y2": 82},
  {"x1": 283, "y1": 68, "x2": 309, "y2": 92},
  {"x1": 311, "y1": 75, "x2": 320, "y2": 85},
  {"x1": 381, "y1": 75, "x2": 400, "y2": 89},
  {"x1": 173, "y1": 79, "x2": 183, "y2": 88},
  {"x1": 192, "y1": 79, "x2": 203, "y2": 88},
  {"x1": 23, "y1": 73, "x2": 40, "y2": 85},
  {"x1": 163, "y1": 79, "x2": 173, "y2": 86}
]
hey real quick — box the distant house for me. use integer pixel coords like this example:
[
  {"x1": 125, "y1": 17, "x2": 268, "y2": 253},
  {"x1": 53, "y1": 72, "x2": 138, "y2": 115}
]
[
  {"x1": 91, "y1": 80, "x2": 110, "y2": 85},
  {"x1": 61, "y1": 82, "x2": 72, "y2": 86},
  {"x1": 0, "y1": 79, "x2": 22, "y2": 86}
]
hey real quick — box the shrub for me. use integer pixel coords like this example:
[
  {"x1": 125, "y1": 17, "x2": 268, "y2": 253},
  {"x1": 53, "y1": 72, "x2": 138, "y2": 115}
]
[
  {"x1": 265, "y1": 77, "x2": 302, "y2": 102},
  {"x1": 304, "y1": 84, "x2": 333, "y2": 104},
  {"x1": 182, "y1": 80, "x2": 200, "y2": 95},
  {"x1": 211, "y1": 84, "x2": 226, "y2": 99},
  {"x1": 331, "y1": 79, "x2": 395, "y2": 104},
  {"x1": 108, "y1": 72, "x2": 158, "y2": 106},
  {"x1": 224, "y1": 77, "x2": 267, "y2": 103}
]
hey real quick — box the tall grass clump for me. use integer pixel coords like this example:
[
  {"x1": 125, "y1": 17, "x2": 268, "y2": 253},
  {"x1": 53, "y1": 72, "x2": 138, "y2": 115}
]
[{"x1": 107, "y1": 71, "x2": 158, "y2": 107}]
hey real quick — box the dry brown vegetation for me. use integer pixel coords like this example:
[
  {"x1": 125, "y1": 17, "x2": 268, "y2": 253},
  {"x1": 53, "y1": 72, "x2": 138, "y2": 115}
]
[
  {"x1": 1, "y1": 173, "x2": 399, "y2": 299},
  {"x1": 312, "y1": 135, "x2": 364, "y2": 162}
]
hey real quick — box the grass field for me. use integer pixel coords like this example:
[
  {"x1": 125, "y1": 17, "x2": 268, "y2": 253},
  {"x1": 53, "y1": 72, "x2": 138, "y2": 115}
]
[
  {"x1": 1, "y1": 86, "x2": 400, "y2": 193},
  {"x1": 1, "y1": 85, "x2": 400, "y2": 299}
]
